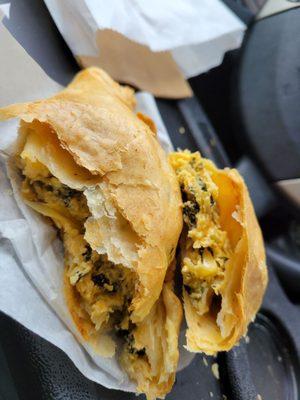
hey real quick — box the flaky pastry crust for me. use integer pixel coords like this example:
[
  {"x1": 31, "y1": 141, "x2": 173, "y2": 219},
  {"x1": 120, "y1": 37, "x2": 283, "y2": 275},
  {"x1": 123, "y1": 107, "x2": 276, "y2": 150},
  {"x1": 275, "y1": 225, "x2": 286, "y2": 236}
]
[{"x1": 0, "y1": 67, "x2": 183, "y2": 324}]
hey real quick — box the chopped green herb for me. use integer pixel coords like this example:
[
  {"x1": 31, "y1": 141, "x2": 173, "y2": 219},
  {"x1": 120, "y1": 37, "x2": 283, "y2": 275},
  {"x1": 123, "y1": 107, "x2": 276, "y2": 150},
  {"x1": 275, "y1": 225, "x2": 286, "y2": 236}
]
[
  {"x1": 198, "y1": 247, "x2": 205, "y2": 261},
  {"x1": 92, "y1": 273, "x2": 109, "y2": 287},
  {"x1": 197, "y1": 178, "x2": 207, "y2": 192},
  {"x1": 183, "y1": 201, "x2": 200, "y2": 227},
  {"x1": 207, "y1": 247, "x2": 214, "y2": 256},
  {"x1": 184, "y1": 285, "x2": 192, "y2": 295},
  {"x1": 92, "y1": 273, "x2": 118, "y2": 293},
  {"x1": 82, "y1": 244, "x2": 92, "y2": 262}
]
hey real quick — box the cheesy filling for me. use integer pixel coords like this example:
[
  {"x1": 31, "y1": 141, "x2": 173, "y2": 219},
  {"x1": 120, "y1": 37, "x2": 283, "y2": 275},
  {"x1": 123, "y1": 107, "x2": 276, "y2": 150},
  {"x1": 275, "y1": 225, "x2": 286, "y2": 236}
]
[
  {"x1": 18, "y1": 157, "x2": 140, "y2": 339},
  {"x1": 170, "y1": 151, "x2": 232, "y2": 315}
]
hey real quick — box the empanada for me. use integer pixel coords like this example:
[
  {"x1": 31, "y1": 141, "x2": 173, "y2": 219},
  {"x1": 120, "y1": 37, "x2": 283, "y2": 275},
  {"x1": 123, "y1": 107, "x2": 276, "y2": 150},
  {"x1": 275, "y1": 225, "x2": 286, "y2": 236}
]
[
  {"x1": 0, "y1": 67, "x2": 183, "y2": 399},
  {"x1": 169, "y1": 150, "x2": 267, "y2": 354},
  {"x1": 0, "y1": 66, "x2": 268, "y2": 398}
]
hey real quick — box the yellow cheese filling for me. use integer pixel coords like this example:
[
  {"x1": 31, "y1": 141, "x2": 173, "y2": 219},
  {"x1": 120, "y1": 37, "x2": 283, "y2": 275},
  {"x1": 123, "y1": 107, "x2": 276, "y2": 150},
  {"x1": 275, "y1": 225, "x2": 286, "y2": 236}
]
[
  {"x1": 18, "y1": 157, "x2": 141, "y2": 342},
  {"x1": 169, "y1": 150, "x2": 232, "y2": 315}
]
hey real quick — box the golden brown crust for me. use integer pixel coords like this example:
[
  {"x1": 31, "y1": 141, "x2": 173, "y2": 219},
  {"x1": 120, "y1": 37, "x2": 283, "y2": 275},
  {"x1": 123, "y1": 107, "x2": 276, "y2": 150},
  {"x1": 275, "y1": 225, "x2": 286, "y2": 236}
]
[
  {"x1": 184, "y1": 167, "x2": 268, "y2": 354},
  {"x1": 0, "y1": 67, "x2": 183, "y2": 325}
]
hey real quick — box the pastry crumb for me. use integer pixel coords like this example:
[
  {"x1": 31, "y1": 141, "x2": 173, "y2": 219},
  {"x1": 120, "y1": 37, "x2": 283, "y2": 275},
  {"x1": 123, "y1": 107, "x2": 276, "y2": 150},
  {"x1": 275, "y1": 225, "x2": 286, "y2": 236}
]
[
  {"x1": 211, "y1": 363, "x2": 219, "y2": 379},
  {"x1": 202, "y1": 356, "x2": 208, "y2": 367},
  {"x1": 257, "y1": 395, "x2": 262, "y2": 400},
  {"x1": 209, "y1": 391, "x2": 214, "y2": 398},
  {"x1": 245, "y1": 335, "x2": 250, "y2": 344},
  {"x1": 277, "y1": 356, "x2": 282, "y2": 362},
  {"x1": 232, "y1": 206, "x2": 244, "y2": 226},
  {"x1": 178, "y1": 126, "x2": 186, "y2": 134}
]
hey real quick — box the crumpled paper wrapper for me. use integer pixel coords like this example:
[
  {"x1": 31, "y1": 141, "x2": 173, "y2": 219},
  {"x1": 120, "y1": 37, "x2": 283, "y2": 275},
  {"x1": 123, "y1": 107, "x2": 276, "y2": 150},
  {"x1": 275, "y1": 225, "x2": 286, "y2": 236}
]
[
  {"x1": 43, "y1": 0, "x2": 245, "y2": 98},
  {"x1": 0, "y1": 8, "x2": 193, "y2": 393}
]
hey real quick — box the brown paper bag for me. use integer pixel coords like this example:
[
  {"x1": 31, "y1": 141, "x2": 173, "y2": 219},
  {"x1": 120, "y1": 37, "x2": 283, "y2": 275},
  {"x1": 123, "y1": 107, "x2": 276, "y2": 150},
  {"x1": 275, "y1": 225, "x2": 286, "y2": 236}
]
[{"x1": 78, "y1": 29, "x2": 192, "y2": 99}]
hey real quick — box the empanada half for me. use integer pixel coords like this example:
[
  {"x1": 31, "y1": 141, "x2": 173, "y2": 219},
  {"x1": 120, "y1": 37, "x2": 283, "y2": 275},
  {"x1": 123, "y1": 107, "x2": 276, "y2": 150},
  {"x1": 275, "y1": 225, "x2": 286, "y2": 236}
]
[
  {"x1": 0, "y1": 67, "x2": 183, "y2": 398},
  {"x1": 170, "y1": 150, "x2": 268, "y2": 354}
]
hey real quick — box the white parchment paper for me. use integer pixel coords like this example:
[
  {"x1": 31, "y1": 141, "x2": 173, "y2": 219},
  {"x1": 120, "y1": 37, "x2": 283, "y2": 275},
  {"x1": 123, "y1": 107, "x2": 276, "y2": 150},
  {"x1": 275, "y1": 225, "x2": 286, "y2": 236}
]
[
  {"x1": 0, "y1": 10, "x2": 193, "y2": 393},
  {"x1": 43, "y1": 0, "x2": 245, "y2": 78}
]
